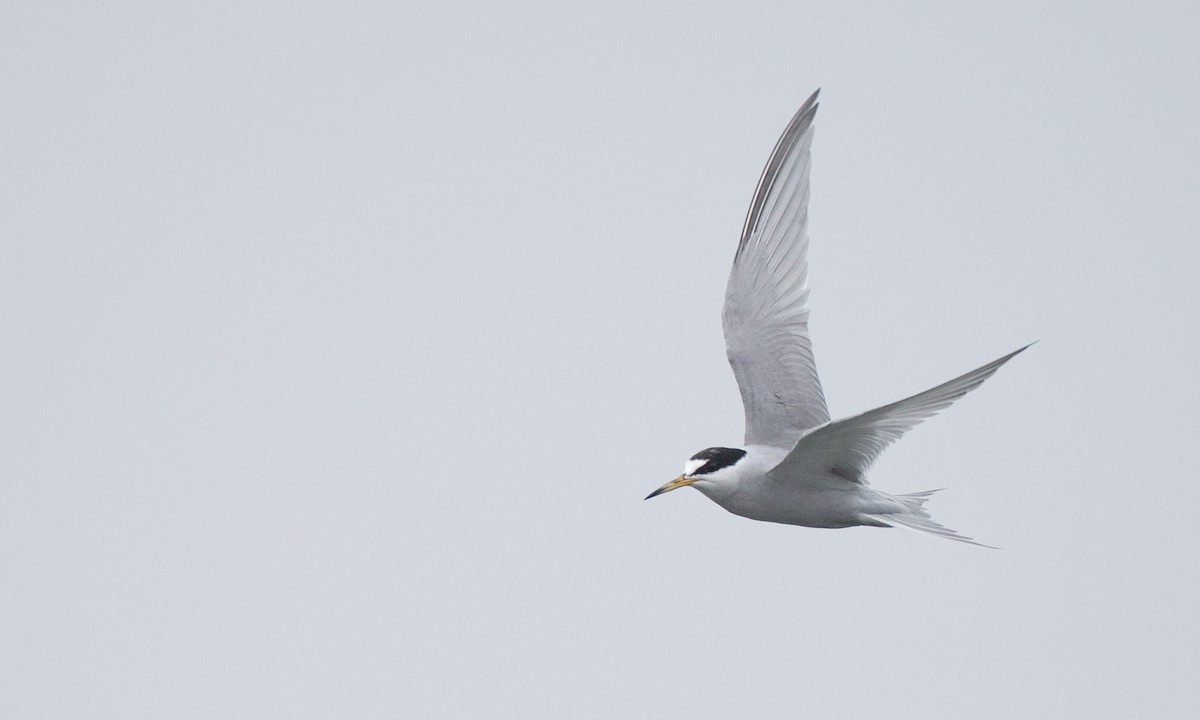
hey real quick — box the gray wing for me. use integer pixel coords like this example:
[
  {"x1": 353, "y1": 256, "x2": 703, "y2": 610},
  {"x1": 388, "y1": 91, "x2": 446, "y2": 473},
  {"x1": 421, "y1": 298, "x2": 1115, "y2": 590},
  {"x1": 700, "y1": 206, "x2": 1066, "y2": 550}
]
[
  {"x1": 722, "y1": 90, "x2": 829, "y2": 448},
  {"x1": 768, "y1": 345, "x2": 1031, "y2": 485}
]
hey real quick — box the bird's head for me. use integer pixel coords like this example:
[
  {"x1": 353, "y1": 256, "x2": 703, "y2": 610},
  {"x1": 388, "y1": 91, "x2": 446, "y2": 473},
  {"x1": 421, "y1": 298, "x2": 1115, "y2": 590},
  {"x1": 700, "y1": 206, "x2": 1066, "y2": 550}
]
[{"x1": 645, "y1": 447, "x2": 748, "y2": 499}]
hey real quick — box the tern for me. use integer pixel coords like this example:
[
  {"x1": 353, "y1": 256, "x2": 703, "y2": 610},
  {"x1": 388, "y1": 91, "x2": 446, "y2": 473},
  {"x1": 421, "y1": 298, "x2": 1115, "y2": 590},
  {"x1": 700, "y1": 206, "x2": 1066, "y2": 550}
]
[{"x1": 645, "y1": 90, "x2": 1028, "y2": 546}]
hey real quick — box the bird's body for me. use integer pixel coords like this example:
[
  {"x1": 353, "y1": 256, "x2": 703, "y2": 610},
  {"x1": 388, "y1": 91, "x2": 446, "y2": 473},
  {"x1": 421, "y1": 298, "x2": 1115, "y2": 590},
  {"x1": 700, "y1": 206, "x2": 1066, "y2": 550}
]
[
  {"x1": 691, "y1": 444, "x2": 875, "y2": 528},
  {"x1": 645, "y1": 90, "x2": 1027, "y2": 546}
]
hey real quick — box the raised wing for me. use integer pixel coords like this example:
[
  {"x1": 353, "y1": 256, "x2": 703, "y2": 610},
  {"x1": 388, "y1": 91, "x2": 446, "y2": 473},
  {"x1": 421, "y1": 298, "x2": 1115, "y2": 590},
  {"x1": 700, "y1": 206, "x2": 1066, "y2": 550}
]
[
  {"x1": 768, "y1": 345, "x2": 1031, "y2": 485},
  {"x1": 723, "y1": 90, "x2": 829, "y2": 448}
]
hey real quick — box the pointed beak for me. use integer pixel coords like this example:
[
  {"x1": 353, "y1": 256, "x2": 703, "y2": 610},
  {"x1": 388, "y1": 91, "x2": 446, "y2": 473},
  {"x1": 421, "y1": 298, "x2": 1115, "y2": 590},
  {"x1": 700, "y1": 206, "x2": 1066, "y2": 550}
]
[{"x1": 644, "y1": 475, "x2": 697, "y2": 500}]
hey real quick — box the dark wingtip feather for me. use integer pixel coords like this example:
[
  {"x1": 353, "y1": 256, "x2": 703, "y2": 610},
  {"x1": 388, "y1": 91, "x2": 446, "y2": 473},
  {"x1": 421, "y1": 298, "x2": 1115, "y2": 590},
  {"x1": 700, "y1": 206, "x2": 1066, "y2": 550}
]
[{"x1": 734, "y1": 89, "x2": 822, "y2": 263}]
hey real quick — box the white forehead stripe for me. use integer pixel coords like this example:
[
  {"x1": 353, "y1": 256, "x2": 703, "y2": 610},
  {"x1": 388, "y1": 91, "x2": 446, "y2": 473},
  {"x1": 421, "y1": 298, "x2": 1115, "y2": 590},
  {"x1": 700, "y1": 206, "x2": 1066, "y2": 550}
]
[{"x1": 683, "y1": 459, "x2": 706, "y2": 476}]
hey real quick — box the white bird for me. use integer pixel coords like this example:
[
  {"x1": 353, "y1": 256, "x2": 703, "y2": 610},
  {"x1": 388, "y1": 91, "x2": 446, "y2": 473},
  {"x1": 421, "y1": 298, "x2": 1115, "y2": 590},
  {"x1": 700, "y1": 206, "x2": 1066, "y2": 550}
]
[{"x1": 645, "y1": 90, "x2": 1028, "y2": 546}]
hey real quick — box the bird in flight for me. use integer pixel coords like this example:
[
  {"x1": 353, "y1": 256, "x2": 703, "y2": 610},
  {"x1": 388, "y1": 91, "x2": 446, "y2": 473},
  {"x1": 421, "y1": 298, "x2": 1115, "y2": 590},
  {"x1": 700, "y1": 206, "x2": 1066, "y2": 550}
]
[{"x1": 645, "y1": 90, "x2": 1028, "y2": 546}]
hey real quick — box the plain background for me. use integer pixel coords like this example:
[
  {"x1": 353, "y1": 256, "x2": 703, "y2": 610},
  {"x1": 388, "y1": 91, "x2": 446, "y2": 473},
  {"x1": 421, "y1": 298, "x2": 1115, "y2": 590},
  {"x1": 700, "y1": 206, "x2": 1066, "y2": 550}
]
[{"x1": 3, "y1": 1, "x2": 1198, "y2": 717}]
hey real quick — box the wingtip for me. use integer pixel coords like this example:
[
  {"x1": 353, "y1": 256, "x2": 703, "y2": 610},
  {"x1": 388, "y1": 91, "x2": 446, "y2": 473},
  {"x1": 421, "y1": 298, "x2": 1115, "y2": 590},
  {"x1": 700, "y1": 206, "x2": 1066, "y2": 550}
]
[
  {"x1": 1008, "y1": 341, "x2": 1039, "y2": 359},
  {"x1": 789, "y1": 89, "x2": 820, "y2": 124},
  {"x1": 800, "y1": 88, "x2": 820, "y2": 116}
]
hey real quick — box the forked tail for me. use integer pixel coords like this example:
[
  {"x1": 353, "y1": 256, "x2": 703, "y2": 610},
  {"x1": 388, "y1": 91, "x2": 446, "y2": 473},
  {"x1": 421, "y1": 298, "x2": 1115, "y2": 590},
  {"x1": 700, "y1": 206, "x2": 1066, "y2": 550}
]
[{"x1": 862, "y1": 491, "x2": 997, "y2": 548}]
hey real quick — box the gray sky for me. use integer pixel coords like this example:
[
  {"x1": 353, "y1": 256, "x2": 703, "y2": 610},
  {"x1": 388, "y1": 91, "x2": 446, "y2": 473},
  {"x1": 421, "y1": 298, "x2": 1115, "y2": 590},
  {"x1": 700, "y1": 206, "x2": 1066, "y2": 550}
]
[{"x1": 3, "y1": 1, "x2": 1198, "y2": 717}]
